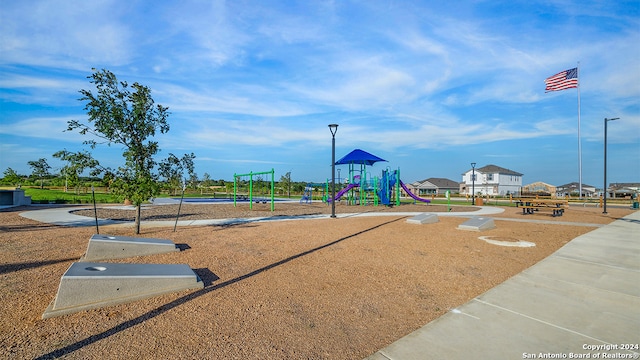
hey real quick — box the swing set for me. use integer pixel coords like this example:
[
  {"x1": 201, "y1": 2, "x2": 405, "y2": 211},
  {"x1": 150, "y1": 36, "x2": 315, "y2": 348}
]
[{"x1": 233, "y1": 169, "x2": 275, "y2": 211}]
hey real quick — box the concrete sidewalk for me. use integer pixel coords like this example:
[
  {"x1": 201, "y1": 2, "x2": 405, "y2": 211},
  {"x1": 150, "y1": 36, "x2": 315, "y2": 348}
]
[
  {"x1": 366, "y1": 211, "x2": 640, "y2": 360},
  {"x1": 18, "y1": 205, "x2": 506, "y2": 228},
  {"x1": 19, "y1": 206, "x2": 126, "y2": 227}
]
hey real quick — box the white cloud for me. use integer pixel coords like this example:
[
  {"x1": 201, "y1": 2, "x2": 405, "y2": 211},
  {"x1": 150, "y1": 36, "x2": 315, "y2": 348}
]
[
  {"x1": 155, "y1": 83, "x2": 314, "y2": 117},
  {"x1": 0, "y1": 1, "x2": 132, "y2": 70},
  {"x1": 297, "y1": 65, "x2": 417, "y2": 109},
  {"x1": 0, "y1": 116, "x2": 86, "y2": 142},
  {"x1": 0, "y1": 73, "x2": 86, "y2": 105}
]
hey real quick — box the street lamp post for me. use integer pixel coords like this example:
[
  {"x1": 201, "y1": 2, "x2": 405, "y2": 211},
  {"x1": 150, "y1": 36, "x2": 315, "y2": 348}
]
[
  {"x1": 471, "y1": 162, "x2": 476, "y2": 206},
  {"x1": 329, "y1": 124, "x2": 339, "y2": 218},
  {"x1": 603, "y1": 117, "x2": 619, "y2": 214}
]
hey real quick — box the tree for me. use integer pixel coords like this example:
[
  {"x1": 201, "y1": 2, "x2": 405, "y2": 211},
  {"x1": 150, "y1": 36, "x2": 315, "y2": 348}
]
[
  {"x1": 280, "y1": 171, "x2": 292, "y2": 197},
  {"x1": 28, "y1": 158, "x2": 51, "y2": 189},
  {"x1": 52, "y1": 150, "x2": 99, "y2": 194},
  {"x1": 255, "y1": 175, "x2": 265, "y2": 195},
  {"x1": 201, "y1": 172, "x2": 212, "y2": 187},
  {"x1": 158, "y1": 153, "x2": 196, "y2": 195},
  {"x1": 225, "y1": 181, "x2": 234, "y2": 194},
  {"x1": 67, "y1": 68, "x2": 171, "y2": 234},
  {"x1": 187, "y1": 172, "x2": 199, "y2": 190},
  {"x1": 292, "y1": 181, "x2": 305, "y2": 194},
  {"x1": 2, "y1": 168, "x2": 22, "y2": 187}
]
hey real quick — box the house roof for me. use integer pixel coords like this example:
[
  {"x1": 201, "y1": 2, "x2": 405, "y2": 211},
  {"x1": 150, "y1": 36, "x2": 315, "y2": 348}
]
[
  {"x1": 411, "y1": 180, "x2": 436, "y2": 189},
  {"x1": 557, "y1": 182, "x2": 597, "y2": 189},
  {"x1": 610, "y1": 183, "x2": 640, "y2": 189},
  {"x1": 612, "y1": 188, "x2": 637, "y2": 193},
  {"x1": 335, "y1": 149, "x2": 387, "y2": 166},
  {"x1": 463, "y1": 164, "x2": 523, "y2": 176},
  {"x1": 523, "y1": 181, "x2": 555, "y2": 188},
  {"x1": 478, "y1": 164, "x2": 523, "y2": 176},
  {"x1": 425, "y1": 177, "x2": 459, "y2": 188},
  {"x1": 411, "y1": 177, "x2": 459, "y2": 189}
]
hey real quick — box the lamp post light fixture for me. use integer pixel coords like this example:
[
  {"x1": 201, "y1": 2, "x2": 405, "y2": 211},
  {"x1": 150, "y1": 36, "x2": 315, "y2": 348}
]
[
  {"x1": 329, "y1": 124, "x2": 339, "y2": 218},
  {"x1": 471, "y1": 162, "x2": 476, "y2": 205},
  {"x1": 603, "y1": 117, "x2": 619, "y2": 214}
]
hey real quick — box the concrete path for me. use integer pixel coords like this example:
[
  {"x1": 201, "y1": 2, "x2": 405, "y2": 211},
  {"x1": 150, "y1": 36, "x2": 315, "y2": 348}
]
[
  {"x1": 365, "y1": 210, "x2": 640, "y2": 360},
  {"x1": 19, "y1": 206, "x2": 126, "y2": 227},
  {"x1": 18, "y1": 205, "x2": 505, "y2": 228}
]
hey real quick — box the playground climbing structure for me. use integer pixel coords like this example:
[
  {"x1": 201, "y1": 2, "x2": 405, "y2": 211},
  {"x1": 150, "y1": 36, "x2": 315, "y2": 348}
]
[
  {"x1": 300, "y1": 183, "x2": 327, "y2": 203},
  {"x1": 326, "y1": 149, "x2": 432, "y2": 206}
]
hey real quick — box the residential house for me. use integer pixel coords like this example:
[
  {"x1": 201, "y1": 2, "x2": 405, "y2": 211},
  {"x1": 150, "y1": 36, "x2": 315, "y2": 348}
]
[
  {"x1": 461, "y1": 164, "x2": 523, "y2": 196},
  {"x1": 609, "y1": 183, "x2": 640, "y2": 199},
  {"x1": 555, "y1": 182, "x2": 597, "y2": 198},
  {"x1": 405, "y1": 178, "x2": 459, "y2": 196}
]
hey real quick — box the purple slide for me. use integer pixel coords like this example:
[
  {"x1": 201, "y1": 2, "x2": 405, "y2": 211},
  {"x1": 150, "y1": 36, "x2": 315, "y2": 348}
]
[
  {"x1": 327, "y1": 183, "x2": 359, "y2": 202},
  {"x1": 400, "y1": 180, "x2": 431, "y2": 203}
]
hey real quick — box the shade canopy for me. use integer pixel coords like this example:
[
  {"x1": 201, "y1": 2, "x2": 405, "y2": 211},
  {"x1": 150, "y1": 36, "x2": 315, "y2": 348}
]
[{"x1": 335, "y1": 149, "x2": 387, "y2": 166}]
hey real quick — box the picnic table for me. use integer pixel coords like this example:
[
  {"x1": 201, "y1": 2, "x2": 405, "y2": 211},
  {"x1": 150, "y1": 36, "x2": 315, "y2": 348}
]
[{"x1": 516, "y1": 199, "x2": 568, "y2": 217}]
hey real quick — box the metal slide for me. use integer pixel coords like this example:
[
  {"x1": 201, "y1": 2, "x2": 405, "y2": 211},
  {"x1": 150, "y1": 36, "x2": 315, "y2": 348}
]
[
  {"x1": 326, "y1": 183, "x2": 359, "y2": 202},
  {"x1": 399, "y1": 180, "x2": 431, "y2": 203}
]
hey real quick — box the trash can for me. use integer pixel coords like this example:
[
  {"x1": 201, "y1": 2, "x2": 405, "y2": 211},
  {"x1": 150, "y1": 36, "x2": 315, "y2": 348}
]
[
  {"x1": 475, "y1": 197, "x2": 484, "y2": 206},
  {"x1": 633, "y1": 202, "x2": 639, "y2": 209}
]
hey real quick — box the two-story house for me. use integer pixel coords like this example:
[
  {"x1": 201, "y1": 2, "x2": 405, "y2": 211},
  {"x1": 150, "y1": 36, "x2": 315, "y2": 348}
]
[{"x1": 461, "y1": 164, "x2": 523, "y2": 196}]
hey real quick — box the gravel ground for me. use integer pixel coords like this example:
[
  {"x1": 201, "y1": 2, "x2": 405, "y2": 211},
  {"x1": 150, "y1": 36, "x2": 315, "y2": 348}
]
[{"x1": 0, "y1": 202, "x2": 633, "y2": 359}]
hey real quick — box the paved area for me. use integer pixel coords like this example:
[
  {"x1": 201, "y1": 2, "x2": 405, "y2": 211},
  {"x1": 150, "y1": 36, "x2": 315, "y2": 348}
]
[
  {"x1": 19, "y1": 206, "x2": 126, "y2": 227},
  {"x1": 366, "y1": 210, "x2": 640, "y2": 360},
  {"x1": 18, "y1": 204, "x2": 506, "y2": 228}
]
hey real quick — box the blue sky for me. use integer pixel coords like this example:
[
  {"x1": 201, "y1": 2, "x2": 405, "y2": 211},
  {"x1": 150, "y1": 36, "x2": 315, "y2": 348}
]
[{"x1": 1, "y1": 1, "x2": 639, "y2": 187}]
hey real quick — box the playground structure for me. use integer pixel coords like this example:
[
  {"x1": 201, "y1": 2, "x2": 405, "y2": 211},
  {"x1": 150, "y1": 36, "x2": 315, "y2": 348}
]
[
  {"x1": 300, "y1": 183, "x2": 327, "y2": 203},
  {"x1": 325, "y1": 149, "x2": 432, "y2": 207},
  {"x1": 233, "y1": 169, "x2": 275, "y2": 211},
  {"x1": 229, "y1": 151, "x2": 431, "y2": 209}
]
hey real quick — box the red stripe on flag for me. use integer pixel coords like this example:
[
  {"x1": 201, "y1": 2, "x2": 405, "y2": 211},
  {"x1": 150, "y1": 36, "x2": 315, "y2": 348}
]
[{"x1": 545, "y1": 68, "x2": 578, "y2": 92}]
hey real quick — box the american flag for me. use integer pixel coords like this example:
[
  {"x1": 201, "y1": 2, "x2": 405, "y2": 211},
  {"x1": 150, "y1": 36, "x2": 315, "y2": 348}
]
[{"x1": 545, "y1": 67, "x2": 578, "y2": 92}]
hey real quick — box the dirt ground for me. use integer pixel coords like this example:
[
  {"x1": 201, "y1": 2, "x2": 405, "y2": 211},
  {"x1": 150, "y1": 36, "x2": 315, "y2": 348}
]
[{"x1": 0, "y1": 202, "x2": 634, "y2": 359}]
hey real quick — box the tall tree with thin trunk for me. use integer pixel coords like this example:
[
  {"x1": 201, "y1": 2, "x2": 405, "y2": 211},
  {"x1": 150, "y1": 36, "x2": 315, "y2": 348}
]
[
  {"x1": 159, "y1": 153, "x2": 196, "y2": 195},
  {"x1": 28, "y1": 158, "x2": 51, "y2": 189},
  {"x1": 280, "y1": 171, "x2": 292, "y2": 198},
  {"x1": 67, "y1": 68, "x2": 170, "y2": 234},
  {"x1": 52, "y1": 150, "x2": 98, "y2": 194}
]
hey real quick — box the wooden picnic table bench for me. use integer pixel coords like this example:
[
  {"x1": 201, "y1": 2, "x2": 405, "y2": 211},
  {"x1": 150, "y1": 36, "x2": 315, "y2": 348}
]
[{"x1": 516, "y1": 199, "x2": 568, "y2": 217}]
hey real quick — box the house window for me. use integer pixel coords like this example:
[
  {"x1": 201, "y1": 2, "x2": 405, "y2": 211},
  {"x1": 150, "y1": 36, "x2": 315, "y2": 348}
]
[{"x1": 486, "y1": 174, "x2": 493, "y2": 181}]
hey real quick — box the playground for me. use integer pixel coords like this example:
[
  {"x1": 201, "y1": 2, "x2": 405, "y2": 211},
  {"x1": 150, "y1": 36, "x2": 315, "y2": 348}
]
[
  {"x1": 1, "y1": 201, "x2": 634, "y2": 359},
  {"x1": 302, "y1": 149, "x2": 433, "y2": 206}
]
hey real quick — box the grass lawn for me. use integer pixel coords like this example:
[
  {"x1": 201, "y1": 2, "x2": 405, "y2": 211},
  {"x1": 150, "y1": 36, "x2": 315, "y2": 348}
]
[{"x1": 23, "y1": 188, "x2": 120, "y2": 204}]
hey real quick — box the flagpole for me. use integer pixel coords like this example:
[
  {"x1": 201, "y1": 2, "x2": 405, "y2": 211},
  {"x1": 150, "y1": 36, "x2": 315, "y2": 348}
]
[{"x1": 577, "y1": 62, "x2": 582, "y2": 199}]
